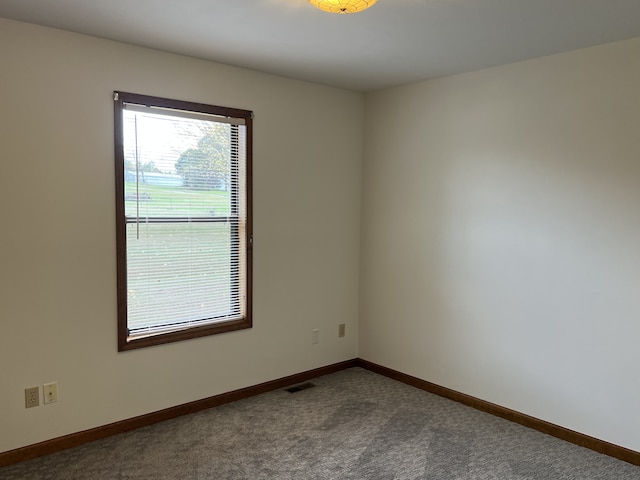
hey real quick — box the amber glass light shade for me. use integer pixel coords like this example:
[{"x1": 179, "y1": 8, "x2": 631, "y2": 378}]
[{"x1": 309, "y1": 0, "x2": 377, "y2": 14}]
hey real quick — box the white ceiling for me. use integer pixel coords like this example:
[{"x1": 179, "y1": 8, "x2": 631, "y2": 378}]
[{"x1": 2, "y1": 0, "x2": 640, "y2": 91}]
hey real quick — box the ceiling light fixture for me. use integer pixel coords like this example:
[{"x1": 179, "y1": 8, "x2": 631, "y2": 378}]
[{"x1": 309, "y1": 0, "x2": 377, "y2": 14}]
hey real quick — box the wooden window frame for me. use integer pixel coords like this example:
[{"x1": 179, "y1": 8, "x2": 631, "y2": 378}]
[{"x1": 114, "y1": 91, "x2": 253, "y2": 351}]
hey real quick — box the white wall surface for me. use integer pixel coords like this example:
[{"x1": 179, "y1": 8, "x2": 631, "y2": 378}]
[
  {"x1": 0, "y1": 18, "x2": 362, "y2": 453},
  {"x1": 3, "y1": 14, "x2": 640, "y2": 458},
  {"x1": 360, "y1": 38, "x2": 640, "y2": 451}
]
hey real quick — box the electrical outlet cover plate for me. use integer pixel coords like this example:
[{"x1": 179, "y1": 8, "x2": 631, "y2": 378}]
[
  {"x1": 338, "y1": 323, "x2": 346, "y2": 337},
  {"x1": 25, "y1": 386, "x2": 39, "y2": 408},
  {"x1": 312, "y1": 329, "x2": 320, "y2": 344}
]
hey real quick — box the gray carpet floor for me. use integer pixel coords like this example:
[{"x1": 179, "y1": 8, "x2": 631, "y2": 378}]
[{"x1": 1, "y1": 367, "x2": 639, "y2": 479}]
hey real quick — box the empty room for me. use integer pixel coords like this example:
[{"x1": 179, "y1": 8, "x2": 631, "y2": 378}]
[{"x1": 1, "y1": 1, "x2": 640, "y2": 478}]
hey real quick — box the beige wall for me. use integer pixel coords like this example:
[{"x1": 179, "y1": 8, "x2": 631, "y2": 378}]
[
  {"x1": 0, "y1": 18, "x2": 362, "y2": 453},
  {"x1": 361, "y1": 38, "x2": 640, "y2": 451}
]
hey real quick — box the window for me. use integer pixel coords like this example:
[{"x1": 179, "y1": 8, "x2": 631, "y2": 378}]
[{"x1": 114, "y1": 92, "x2": 252, "y2": 351}]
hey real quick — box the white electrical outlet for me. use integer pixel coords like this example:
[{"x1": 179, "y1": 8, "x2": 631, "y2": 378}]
[
  {"x1": 43, "y1": 382, "x2": 58, "y2": 404},
  {"x1": 312, "y1": 329, "x2": 320, "y2": 345},
  {"x1": 25, "y1": 386, "x2": 39, "y2": 408}
]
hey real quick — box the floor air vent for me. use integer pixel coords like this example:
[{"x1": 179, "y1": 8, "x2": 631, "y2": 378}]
[{"x1": 285, "y1": 382, "x2": 315, "y2": 393}]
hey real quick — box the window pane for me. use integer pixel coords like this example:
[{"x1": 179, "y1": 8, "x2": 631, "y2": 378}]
[
  {"x1": 123, "y1": 110, "x2": 232, "y2": 218},
  {"x1": 126, "y1": 221, "x2": 242, "y2": 334}
]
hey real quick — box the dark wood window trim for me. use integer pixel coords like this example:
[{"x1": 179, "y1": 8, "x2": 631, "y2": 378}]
[{"x1": 114, "y1": 91, "x2": 253, "y2": 351}]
